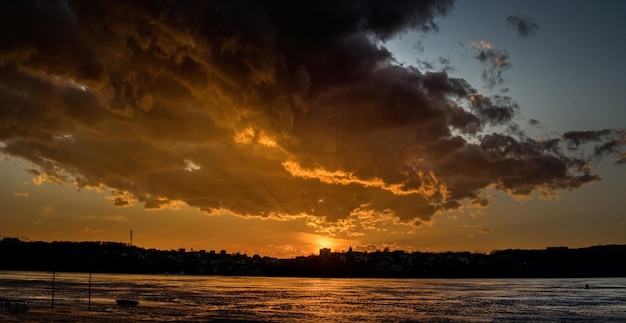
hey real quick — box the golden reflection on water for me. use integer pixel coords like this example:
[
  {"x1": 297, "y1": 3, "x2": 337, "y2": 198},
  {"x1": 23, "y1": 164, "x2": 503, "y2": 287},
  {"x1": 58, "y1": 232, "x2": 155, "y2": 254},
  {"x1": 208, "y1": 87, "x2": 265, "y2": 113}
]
[{"x1": 0, "y1": 272, "x2": 625, "y2": 322}]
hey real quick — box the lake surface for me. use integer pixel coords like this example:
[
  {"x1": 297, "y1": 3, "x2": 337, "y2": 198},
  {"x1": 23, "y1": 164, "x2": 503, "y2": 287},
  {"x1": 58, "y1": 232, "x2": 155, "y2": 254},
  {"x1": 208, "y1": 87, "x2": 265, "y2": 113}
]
[{"x1": 1, "y1": 271, "x2": 625, "y2": 322}]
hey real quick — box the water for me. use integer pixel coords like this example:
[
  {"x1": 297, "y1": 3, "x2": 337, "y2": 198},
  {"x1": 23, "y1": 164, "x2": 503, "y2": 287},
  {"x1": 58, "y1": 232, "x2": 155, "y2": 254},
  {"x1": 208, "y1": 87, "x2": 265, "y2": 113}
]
[{"x1": 1, "y1": 271, "x2": 625, "y2": 322}]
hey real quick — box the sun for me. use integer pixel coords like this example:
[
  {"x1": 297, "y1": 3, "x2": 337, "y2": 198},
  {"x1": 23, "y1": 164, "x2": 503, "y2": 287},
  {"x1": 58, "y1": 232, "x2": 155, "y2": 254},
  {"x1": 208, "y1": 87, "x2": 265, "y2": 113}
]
[
  {"x1": 317, "y1": 236, "x2": 335, "y2": 251},
  {"x1": 300, "y1": 233, "x2": 342, "y2": 255}
]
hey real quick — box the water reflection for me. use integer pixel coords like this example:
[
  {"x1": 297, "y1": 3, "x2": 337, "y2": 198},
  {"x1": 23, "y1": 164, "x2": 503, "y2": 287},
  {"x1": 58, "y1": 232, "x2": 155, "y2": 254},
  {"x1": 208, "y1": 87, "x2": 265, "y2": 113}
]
[{"x1": 1, "y1": 272, "x2": 625, "y2": 322}]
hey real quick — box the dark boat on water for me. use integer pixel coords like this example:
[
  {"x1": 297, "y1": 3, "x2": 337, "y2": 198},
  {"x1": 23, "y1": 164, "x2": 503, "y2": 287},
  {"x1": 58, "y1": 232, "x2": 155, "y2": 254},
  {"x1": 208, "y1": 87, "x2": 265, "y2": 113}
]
[
  {"x1": 116, "y1": 299, "x2": 139, "y2": 307},
  {"x1": 1, "y1": 298, "x2": 28, "y2": 313}
]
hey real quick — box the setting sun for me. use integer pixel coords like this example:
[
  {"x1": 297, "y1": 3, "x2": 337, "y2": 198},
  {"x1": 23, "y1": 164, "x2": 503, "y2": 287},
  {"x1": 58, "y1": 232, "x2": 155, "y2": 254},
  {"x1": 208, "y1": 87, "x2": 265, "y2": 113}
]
[{"x1": 317, "y1": 236, "x2": 335, "y2": 251}]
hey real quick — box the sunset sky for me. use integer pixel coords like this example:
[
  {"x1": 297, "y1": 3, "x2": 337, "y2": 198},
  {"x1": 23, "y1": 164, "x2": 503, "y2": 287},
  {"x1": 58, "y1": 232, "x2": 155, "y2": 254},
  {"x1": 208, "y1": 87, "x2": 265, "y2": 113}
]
[{"x1": 1, "y1": 0, "x2": 624, "y2": 258}]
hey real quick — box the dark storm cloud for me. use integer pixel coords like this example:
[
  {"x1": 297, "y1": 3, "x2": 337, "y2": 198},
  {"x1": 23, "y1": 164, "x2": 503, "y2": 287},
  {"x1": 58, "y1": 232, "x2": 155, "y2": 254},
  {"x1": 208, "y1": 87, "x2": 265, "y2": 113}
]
[
  {"x1": 0, "y1": 0, "x2": 623, "y2": 228},
  {"x1": 507, "y1": 14, "x2": 539, "y2": 37}
]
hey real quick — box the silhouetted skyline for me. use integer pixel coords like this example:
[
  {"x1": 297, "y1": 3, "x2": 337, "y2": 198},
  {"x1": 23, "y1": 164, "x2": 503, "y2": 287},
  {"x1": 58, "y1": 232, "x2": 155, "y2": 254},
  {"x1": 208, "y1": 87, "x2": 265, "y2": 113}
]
[{"x1": 2, "y1": 238, "x2": 626, "y2": 278}]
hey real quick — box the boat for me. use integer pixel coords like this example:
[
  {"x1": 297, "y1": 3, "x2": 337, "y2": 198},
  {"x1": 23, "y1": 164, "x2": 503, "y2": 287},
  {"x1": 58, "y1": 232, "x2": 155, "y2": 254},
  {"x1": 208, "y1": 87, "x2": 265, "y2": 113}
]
[
  {"x1": 1, "y1": 298, "x2": 29, "y2": 313},
  {"x1": 116, "y1": 299, "x2": 139, "y2": 307}
]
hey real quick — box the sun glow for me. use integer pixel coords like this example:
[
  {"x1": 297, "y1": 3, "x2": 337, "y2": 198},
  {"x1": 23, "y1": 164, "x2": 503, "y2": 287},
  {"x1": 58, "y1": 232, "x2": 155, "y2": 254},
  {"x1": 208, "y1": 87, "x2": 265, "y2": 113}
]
[{"x1": 317, "y1": 236, "x2": 335, "y2": 251}]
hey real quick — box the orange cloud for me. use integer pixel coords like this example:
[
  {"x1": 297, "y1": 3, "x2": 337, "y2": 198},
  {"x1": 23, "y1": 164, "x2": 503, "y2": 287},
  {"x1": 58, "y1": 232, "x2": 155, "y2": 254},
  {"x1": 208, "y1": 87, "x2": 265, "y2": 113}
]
[{"x1": 0, "y1": 0, "x2": 623, "y2": 236}]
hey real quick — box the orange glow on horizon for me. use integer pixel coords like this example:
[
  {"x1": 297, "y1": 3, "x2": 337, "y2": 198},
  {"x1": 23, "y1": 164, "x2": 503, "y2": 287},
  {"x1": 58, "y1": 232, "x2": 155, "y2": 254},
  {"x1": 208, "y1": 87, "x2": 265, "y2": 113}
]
[{"x1": 317, "y1": 236, "x2": 334, "y2": 251}]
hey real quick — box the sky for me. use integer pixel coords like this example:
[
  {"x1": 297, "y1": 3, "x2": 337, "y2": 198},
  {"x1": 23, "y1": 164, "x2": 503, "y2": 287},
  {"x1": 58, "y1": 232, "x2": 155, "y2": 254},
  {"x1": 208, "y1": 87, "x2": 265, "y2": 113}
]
[{"x1": 1, "y1": 0, "x2": 625, "y2": 258}]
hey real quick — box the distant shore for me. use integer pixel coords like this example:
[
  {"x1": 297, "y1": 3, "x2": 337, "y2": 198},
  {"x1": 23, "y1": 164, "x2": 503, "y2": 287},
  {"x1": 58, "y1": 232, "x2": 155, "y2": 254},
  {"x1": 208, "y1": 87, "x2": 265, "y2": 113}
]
[{"x1": 2, "y1": 238, "x2": 626, "y2": 278}]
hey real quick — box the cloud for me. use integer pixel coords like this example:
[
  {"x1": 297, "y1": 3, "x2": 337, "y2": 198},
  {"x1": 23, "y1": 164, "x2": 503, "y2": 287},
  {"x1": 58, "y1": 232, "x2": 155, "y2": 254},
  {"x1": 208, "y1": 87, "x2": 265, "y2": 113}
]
[
  {"x1": 13, "y1": 192, "x2": 29, "y2": 197},
  {"x1": 107, "y1": 191, "x2": 138, "y2": 208},
  {"x1": 562, "y1": 129, "x2": 613, "y2": 149},
  {"x1": 529, "y1": 119, "x2": 541, "y2": 127},
  {"x1": 0, "y1": 0, "x2": 624, "y2": 234},
  {"x1": 83, "y1": 226, "x2": 104, "y2": 234},
  {"x1": 39, "y1": 205, "x2": 57, "y2": 217},
  {"x1": 415, "y1": 56, "x2": 456, "y2": 74},
  {"x1": 507, "y1": 14, "x2": 539, "y2": 37},
  {"x1": 104, "y1": 215, "x2": 130, "y2": 223},
  {"x1": 561, "y1": 129, "x2": 626, "y2": 164},
  {"x1": 618, "y1": 152, "x2": 626, "y2": 165},
  {"x1": 467, "y1": 41, "x2": 511, "y2": 90}
]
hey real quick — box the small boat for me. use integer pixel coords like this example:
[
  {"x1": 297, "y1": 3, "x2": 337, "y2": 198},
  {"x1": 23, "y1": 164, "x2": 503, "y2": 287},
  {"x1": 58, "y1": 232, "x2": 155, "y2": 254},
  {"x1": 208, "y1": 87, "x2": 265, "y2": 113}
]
[
  {"x1": 1, "y1": 298, "x2": 29, "y2": 313},
  {"x1": 116, "y1": 299, "x2": 139, "y2": 307}
]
